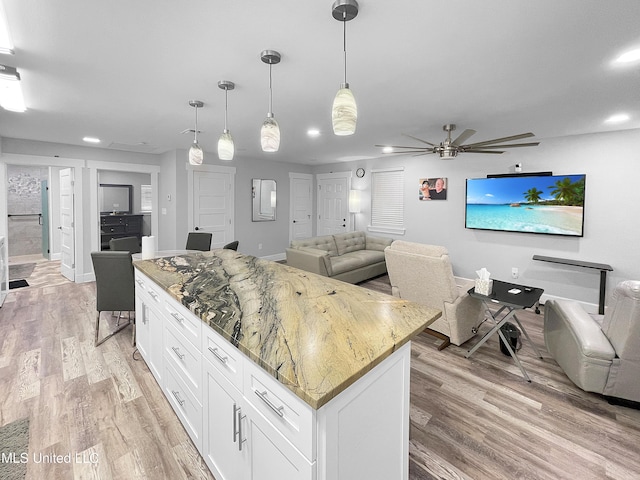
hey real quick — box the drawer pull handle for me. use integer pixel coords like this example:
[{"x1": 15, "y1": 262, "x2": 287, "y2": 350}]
[
  {"x1": 172, "y1": 346, "x2": 185, "y2": 360},
  {"x1": 170, "y1": 312, "x2": 184, "y2": 323},
  {"x1": 136, "y1": 279, "x2": 144, "y2": 287},
  {"x1": 233, "y1": 403, "x2": 246, "y2": 451},
  {"x1": 208, "y1": 347, "x2": 228, "y2": 364},
  {"x1": 149, "y1": 291, "x2": 159, "y2": 301},
  {"x1": 255, "y1": 390, "x2": 284, "y2": 417},
  {"x1": 172, "y1": 390, "x2": 185, "y2": 407}
]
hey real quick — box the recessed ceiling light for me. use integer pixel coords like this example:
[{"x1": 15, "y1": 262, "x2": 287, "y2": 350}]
[
  {"x1": 614, "y1": 48, "x2": 640, "y2": 64},
  {"x1": 604, "y1": 113, "x2": 630, "y2": 124},
  {"x1": 83, "y1": 136, "x2": 101, "y2": 143},
  {"x1": 307, "y1": 128, "x2": 321, "y2": 137}
]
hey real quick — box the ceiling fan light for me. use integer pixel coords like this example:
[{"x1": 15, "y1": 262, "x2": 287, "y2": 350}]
[
  {"x1": 261, "y1": 115, "x2": 280, "y2": 152},
  {"x1": 332, "y1": 85, "x2": 357, "y2": 135},
  {"x1": 189, "y1": 142, "x2": 203, "y2": 165}
]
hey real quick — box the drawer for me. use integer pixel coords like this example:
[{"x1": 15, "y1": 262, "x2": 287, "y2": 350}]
[
  {"x1": 102, "y1": 225, "x2": 126, "y2": 234},
  {"x1": 203, "y1": 325, "x2": 243, "y2": 391},
  {"x1": 136, "y1": 274, "x2": 163, "y2": 307},
  {"x1": 164, "y1": 298, "x2": 202, "y2": 351},
  {"x1": 164, "y1": 362, "x2": 202, "y2": 451},
  {"x1": 244, "y1": 360, "x2": 315, "y2": 460},
  {"x1": 101, "y1": 216, "x2": 124, "y2": 226},
  {"x1": 165, "y1": 320, "x2": 202, "y2": 401}
]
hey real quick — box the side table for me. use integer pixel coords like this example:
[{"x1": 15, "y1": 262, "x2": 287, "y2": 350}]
[{"x1": 466, "y1": 279, "x2": 544, "y2": 382}]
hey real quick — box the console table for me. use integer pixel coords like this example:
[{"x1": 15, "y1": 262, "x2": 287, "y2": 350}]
[{"x1": 532, "y1": 255, "x2": 613, "y2": 314}]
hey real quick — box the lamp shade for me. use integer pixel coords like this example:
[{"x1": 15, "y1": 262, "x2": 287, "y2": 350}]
[
  {"x1": 189, "y1": 142, "x2": 203, "y2": 165},
  {"x1": 332, "y1": 86, "x2": 357, "y2": 135},
  {"x1": 218, "y1": 131, "x2": 234, "y2": 161},
  {"x1": 349, "y1": 189, "x2": 360, "y2": 213},
  {"x1": 261, "y1": 115, "x2": 280, "y2": 152}
]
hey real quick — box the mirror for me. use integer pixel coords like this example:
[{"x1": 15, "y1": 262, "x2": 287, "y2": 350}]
[
  {"x1": 99, "y1": 184, "x2": 133, "y2": 214},
  {"x1": 252, "y1": 179, "x2": 276, "y2": 221}
]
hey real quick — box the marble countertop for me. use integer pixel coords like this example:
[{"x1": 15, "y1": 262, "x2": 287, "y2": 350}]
[{"x1": 134, "y1": 250, "x2": 441, "y2": 409}]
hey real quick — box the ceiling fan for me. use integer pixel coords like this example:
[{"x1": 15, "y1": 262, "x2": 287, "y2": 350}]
[{"x1": 376, "y1": 124, "x2": 540, "y2": 159}]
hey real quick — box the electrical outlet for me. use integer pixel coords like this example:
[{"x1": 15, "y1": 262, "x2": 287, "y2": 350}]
[
  {"x1": 511, "y1": 267, "x2": 519, "y2": 279},
  {"x1": 258, "y1": 243, "x2": 263, "y2": 250}
]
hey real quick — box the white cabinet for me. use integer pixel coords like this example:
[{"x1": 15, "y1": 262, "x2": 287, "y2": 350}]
[
  {"x1": 135, "y1": 272, "x2": 164, "y2": 384},
  {"x1": 203, "y1": 356, "x2": 313, "y2": 480}
]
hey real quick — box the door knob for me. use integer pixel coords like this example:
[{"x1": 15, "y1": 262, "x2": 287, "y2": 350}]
[
  {"x1": 195, "y1": 226, "x2": 200, "y2": 231},
  {"x1": 293, "y1": 220, "x2": 297, "y2": 223}
]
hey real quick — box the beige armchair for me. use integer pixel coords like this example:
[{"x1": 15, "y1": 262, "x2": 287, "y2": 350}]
[
  {"x1": 544, "y1": 280, "x2": 640, "y2": 403},
  {"x1": 384, "y1": 241, "x2": 485, "y2": 349}
]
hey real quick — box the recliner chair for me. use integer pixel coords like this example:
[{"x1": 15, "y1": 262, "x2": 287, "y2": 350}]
[
  {"x1": 384, "y1": 241, "x2": 485, "y2": 349},
  {"x1": 544, "y1": 280, "x2": 640, "y2": 403}
]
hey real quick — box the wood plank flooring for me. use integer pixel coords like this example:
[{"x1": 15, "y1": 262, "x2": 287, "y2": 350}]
[{"x1": 1, "y1": 264, "x2": 638, "y2": 480}]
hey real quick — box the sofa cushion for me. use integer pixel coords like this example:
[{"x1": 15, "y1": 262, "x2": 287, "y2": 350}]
[
  {"x1": 366, "y1": 235, "x2": 393, "y2": 252},
  {"x1": 334, "y1": 231, "x2": 366, "y2": 256},
  {"x1": 290, "y1": 235, "x2": 338, "y2": 256},
  {"x1": 330, "y1": 250, "x2": 385, "y2": 275}
]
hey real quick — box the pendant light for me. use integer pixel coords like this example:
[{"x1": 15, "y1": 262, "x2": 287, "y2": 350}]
[
  {"x1": 217, "y1": 80, "x2": 235, "y2": 161},
  {"x1": 331, "y1": 0, "x2": 358, "y2": 136},
  {"x1": 188, "y1": 100, "x2": 204, "y2": 165},
  {"x1": 260, "y1": 50, "x2": 281, "y2": 152}
]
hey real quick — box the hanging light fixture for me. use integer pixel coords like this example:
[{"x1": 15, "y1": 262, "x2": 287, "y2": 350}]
[
  {"x1": 260, "y1": 50, "x2": 281, "y2": 152},
  {"x1": 217, "y1": 80, "x2": 235, "y2": 161},
  {"x1": 331, "y1": 0, "x2": 358, "y2": 136},
  {"x1": 0, "y1": 64, "x2": 25, "y2": 112},
  {"x1": 187, "y1": 100, "x2": 204, "y2": 165}
]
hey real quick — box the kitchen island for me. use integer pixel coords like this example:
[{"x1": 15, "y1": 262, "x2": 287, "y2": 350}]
[{"x1": 134, "y1": 250, "x2": 440, "y2": 480}]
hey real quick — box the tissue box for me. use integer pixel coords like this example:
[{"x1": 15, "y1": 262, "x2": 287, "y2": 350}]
[{"x1": 475, "y1": 279, "x2": 493, "y2": 296}]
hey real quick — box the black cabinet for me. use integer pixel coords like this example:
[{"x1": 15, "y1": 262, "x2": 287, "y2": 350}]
[{"x1": 100, "y1": 214, "x2": 143, "y2": 250}]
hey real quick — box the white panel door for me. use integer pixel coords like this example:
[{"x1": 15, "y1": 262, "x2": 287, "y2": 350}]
[
  {"x1": 193, "y1": 171, "x2": 233, "y2": 249},
  {"x1": 59, "y1": 168, "x2": 75, "y2": 281},
  {"x1": 317, "y1": 175, "x2": 349, "y2": 236},
  {"x1": 289, "y1": 174, "x2": 313, "y2": 243}
]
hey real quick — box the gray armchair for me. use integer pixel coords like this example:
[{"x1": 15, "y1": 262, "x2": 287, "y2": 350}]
[
  {"x1": 91, "y1": 251, "x2": 136, "y2": 347},
  {"x1": 544, "y1": 280, "x2": 640, "y2": 403},
  {"x1": 384, "y1": 241, "x2": 485, "y2": 349}
]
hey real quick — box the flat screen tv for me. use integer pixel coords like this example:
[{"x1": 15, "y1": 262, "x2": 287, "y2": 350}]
[{"x1": 465, "y1": 174, "x2": 586, "y2": 237}]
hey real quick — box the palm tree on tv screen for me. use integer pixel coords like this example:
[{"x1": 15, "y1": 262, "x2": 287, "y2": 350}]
[
  {"x1": 523, "y1": 187, "x2": 544, "y2": 204},
  {"x1": 549, "y1": 177, "x2": 585, "y2": 206}
]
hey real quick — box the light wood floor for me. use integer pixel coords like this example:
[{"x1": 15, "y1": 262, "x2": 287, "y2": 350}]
[{"x1": 1, "y1": 264, "x2": 639, "y2": 480}]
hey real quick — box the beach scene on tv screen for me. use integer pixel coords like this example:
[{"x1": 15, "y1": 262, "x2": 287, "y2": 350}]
[{"x1": 466, "y1": 175, "x2": 585, "y2": 236}]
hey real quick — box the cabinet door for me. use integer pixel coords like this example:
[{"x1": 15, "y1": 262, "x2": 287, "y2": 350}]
[
  {"x1": 244, "y1": 404, "x2": 315, "y2": 480},
  {"x1": 203, "y1": 360, "x2": 246, "y2": 480},
  {"x1": 135, "y1": 296, "x2": 150, "y2": 361}
]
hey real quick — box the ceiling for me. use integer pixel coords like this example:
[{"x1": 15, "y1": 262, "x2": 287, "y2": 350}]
[{"x1": 1, "y1": 0, "x2": 639, "y2": 165}]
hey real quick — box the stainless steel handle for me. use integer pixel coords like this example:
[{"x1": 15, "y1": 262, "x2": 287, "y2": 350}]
[
  {"x1": 172, "y1": 390, "x2": 185, "y2": 407},
  {"x1": 172, "y1": 346, "x2": 185, "y2": 360},
  {"x1": 136, "y1": 279, "x2": 144, "y2": 287},
  {"x1": 170, "y1": 312, "x2": 184, "y2": 323},
  {"x1": 255, "y1": 390, "x2": 284, "y2": 417},
  {"x1": 149, "y1": 291, "x2": 159, "y2": 301},
  {"x1": 208, "y1": 346, "x2": 228, "y2": 364},
  {"x1": 233, "y1": 403, "x2": 239, "y2": 443}
]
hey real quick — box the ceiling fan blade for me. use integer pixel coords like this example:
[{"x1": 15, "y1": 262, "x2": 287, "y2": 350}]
[
  {"x1": 465, "y1": 142, "x2": 540, "y2": 149},
  {"x1": 401, "y1": 133, "x2": 436, "y2": 146},
  {"x1": 464, "y1": 149, "x2": 505, "y2": 154},
  {"x1": 375, "y1": 144, "x2": 431, "y2": 150},
  {"x1": 462, "y1": 132, "x2": 535, "y2": 149},
  {"x1": 451, "y1": 129, "x2": 476, "y2": 146}
]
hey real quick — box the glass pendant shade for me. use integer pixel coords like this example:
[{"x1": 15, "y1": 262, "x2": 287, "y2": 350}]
[
  {"x1": 218, "y1": 131, "x2": 234, "y2": 161},
  {"x1": 189, "y1": 142, "x2": 203, "y2": 165},
  {"x1": 261, "y1": 114, "x2": 280, "y2": 152},
  {"x1": 332, "y1": 85, "x2": 357, "y2": 135}
]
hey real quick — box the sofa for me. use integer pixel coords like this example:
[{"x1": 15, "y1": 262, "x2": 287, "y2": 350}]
[{"x1": 285, "y1": 231, "x2": 393, "y2": 284}]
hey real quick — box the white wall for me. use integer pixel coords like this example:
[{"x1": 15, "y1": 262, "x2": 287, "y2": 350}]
[{"x1": 313, "y1": 128, "x2": 640, "y2": 307}]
